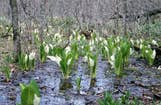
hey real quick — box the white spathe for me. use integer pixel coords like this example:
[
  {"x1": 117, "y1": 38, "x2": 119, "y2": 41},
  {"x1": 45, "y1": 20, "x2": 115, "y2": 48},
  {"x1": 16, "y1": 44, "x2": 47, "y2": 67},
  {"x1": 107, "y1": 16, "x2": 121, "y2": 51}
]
[
  {"x1": 49, "y1": 44, "x2": 53, "y2": 49},
  {"x1": 109, "y1": 54, "x2": 115, "y2": 68},
  {"x1": 140, "y1": 44, "x2": 143, "y2": 49},
  {"x1": 148, "y1": 44, "x2": 151, "y2": 48},
  {"x1": 55, "y1": 33, "x2": 61, "y2": 38},
  {"x1": 25, "y1": 54, "x2": 28, "y2": 62},
  {"x1": 130, "y1": 48, "x2": 134, "y2": 55},
  {"x1": 152, "y1": 40, "x2": 158, "y2": 46},
  {"x1": 115, "y1": 36, "x2": 120, "y2": 43},
  {"x1": 82, "y1": 56, "x2": 88, "y2": 62},
  {"x1": 29, "y1": 52, "x2": 35, "y2": 60},
  {"x1": 145, "y1": 50, "x2": 149, "y2": 53},
  {"x1": 65, "y1": 46, "x2": 71, "y2": 54},
  {"x1": 47, "y1": 56, "x2": 61, "y2": 66},
  {"x1": 110, "y1": 54, "x2": 115, "y2": 61},
  {"x1": 33, "y1": 94, "x2": 40, "y2": 105},
  {"x1": 104, "y1": 46, "x2": 109, "y2": 52},
  {"x1": 89, "y1": 57, "x2": 94, "y2": 67},
  {"x1": 67, "y1": 58, "x2": 72, "y2": 65},
  {"x1": 130, "y1": 39, "x2": 134, "y2": 45},
  {"x1": 45, "y1": 44, "x2": 49, "y2": 54},
  {"x1": 136, "y1": 39, "x2": 140, "y2": 45},
  {"x1": 151, "y1": 50, "x2": 156, "y2": 59}
]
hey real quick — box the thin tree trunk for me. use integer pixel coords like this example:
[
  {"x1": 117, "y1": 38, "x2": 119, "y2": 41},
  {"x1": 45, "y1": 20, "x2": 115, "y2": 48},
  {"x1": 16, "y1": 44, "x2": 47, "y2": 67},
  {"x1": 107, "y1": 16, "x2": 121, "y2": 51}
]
[
  {"x1": 114, "y1": 0, "x2": 119, "y2": 35},
  {"x1": 39, "y1": 0, "x2": 47, "y2": 43},
  {"x1": 10, "y1": 0, "x2": 21, "y2": 62},
  {"x1": 123, "y1": 0, "x2": 127, "y2": 36}
]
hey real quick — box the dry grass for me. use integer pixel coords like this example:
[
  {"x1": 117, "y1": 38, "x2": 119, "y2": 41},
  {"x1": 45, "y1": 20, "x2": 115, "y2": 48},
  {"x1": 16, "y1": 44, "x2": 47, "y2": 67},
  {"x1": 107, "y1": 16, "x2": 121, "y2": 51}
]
[{"x1": 0, "y1": 38, "x2": 13, "y2": 66}]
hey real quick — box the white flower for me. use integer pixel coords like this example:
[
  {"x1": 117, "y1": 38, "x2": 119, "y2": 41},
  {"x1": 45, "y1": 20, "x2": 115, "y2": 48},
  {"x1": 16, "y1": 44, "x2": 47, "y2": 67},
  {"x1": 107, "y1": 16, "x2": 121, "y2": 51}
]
[
  {"x1": 67, "y1": 58, "x2": 72, "y2": 65},
  {"x1": 77, "y1": 35, "x2": 81, "y2": 40},
  {"x1": 48, "y1": 25, "x2": 52, "y2": 29},
  {"x1": 47, "y1": 56, "x2": 61, "y2": 66},
  {"x1": 148, "y1": 44, "x2": 151, "y2": 48},
  {"x1": 95, "y1": 37, "x2": 99, "y2": 43},
  {"x1": 103, "y1": 39, "x2": 107, "y2": 45},
  {"x1": 130, "y1": 48, "x2": 133, "y2": 55},
  {"x1": 25, "y1": 54, "x2": 28, "y2": 62},
  {"x1": 81, "y1": 35, "x2": 86, "y2": 40},
  {"x1": 35, "y1": 35, "x2": 39, "y2": 40},
  {"x1": 152, "y1": 40, "x2": 158, "y2": 46},
  {"x1": 136, "y1": 39, "x2": 140, "y2": 45},
  {"x1": 90, "y1": 46, "x2": 94, "y2": 51},
  {"x1": 49, "y1": 44, "x2": 53, "y2": 49},
  {"x1": 43, "y1": 41, "x2": 46, "y2": 45},
  {"x1": 89, "y1": 40, "x2": 94, "y2": 46},
  {"x1": 145, "y1": 50, "x2": 149, "y2": 53},
  {"x1": 34, "y1": 29, "x2": 39, "y2": 34},
  {"x1": 109, "y1": 54, "x2": 115, "y2": 68},
  {"x1": 89, "y1": 57, "x2": 94, "y2": 67},
  {"x1": 55, "y1": 33, "x2": 60, "y2": 38},
  {"x1": 82, "y1": 56, "x2": 88, "y2": 62},
  {"x1": 29, "y1": 52, "x2": 35, "y2": 60},
  {"x1": 69, "y1": 35, "x2": 74, "y2": 41},
  {"x1": 158, "y1": 65, "x2": 161, "y2": 70},
  {"x1": 72, "y1": 30, "x2": 76, "y2": 35},
  {"x1": 140, "y1": 44, "x2": 143, "y2": 49},
  {"x1": 47, "y1": 33, "x2": 50, "y2": 36},
  {"x1": 151, "y1": 50, "x2": 156, "y2": 59},
  {"x1": 116, "y1": 36, "x2": 120, "y2": 43},
  {"x1": 104, "y1": 46, "x2": 109, "y2": 52},
  {"x1": 117, "y1": 47, "x2": 121, "y2": 51},
  {"x1": 81, "y1": 46, "x2": 84, "y2": 49},
  {"x1": 130, "y1": 39, "x2": 134, "y2": 45},
  {"x1": 33, "y1": 94, "x2": 40, "y2": 105},
  {"x1": 140, "y1": 39, "x2": 143, "y2": 43},
  {"x1": 99, "y1": 37, "x2": 103, "y2": 41},
  {"x1": 110, "y1": 54, "x2": 115, "y2": 62},
  {"x1": 45, "y1": 44, "x2": 49, "y2": 53},
  {"x1": 65, "y1": 46, "x2": 71, "y2": 54}
]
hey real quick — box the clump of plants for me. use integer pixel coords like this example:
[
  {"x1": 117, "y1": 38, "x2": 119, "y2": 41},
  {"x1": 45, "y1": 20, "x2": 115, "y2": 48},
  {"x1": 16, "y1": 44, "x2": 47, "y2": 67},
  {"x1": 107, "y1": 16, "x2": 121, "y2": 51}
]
[
  {"x1": 17, "y1": 80, "x2": 40, "y2": 105},
  {"x1": 97, "y1": 91, "x2": 142, "y2": 105},
  {"x1": 102, "y1": 37, "x2": 116, "y2": 60},
  {"x1": 48, "y1": 46, "x2": 75, "y2": 79},
  {"x1": 40, "y1": 43, "x2": 49, "y2": 63},
  {"x1": 18, "y1": 52, "x2": 36, "y2": 70},
  {"x1": 71, "y1": 40, "x2": 79, "y2": 60},
  {"x1": 75, "y1": 77, "x2": 81, "y2": 94},
  {"x1": 0, "y1": 55, "x2": 13, "y2": 82},
  {"x1": 140, "y1": 43, "x2": 156, "y2": 66},
  {"x1": 88, "y1": 54, "x2": 98, "y2": 79},
  {"x1": 82, "y1": 52, "x2": 98, "y2": 87},
  {"x1": 1, "y1": 65, "x2": 11, "y2": 82},
  {"x1": 50, "y1": 47, "x2": 76, "y2": 90},
  {"x1": 109, "y1": 38, "x2": 132, "y2": 77}
]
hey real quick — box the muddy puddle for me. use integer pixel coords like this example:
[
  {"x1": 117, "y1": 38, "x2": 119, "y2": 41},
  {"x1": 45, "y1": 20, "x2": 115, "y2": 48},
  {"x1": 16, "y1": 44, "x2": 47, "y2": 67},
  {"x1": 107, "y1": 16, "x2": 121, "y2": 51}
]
[{"x1": 0, "y1": 56, "x2": 161, "y2": 105}]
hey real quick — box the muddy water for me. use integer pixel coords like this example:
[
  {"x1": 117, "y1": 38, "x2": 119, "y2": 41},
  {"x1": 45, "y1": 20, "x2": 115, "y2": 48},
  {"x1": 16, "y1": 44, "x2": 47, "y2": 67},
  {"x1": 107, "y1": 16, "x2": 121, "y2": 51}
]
[{"x1": 0, "y1": 57, "x2": 161, "y2": 105}]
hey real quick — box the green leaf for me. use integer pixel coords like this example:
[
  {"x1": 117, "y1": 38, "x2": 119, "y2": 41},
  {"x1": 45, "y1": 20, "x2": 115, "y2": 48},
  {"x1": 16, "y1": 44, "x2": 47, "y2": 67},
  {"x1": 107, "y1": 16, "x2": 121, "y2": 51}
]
[
  {"x1": 20, "y1": 80, "x2": 40, "y2": 105},
  {"x1": 21, "y1": 85, "x2": 35, "y2": 105},
  {"x1": 30, "y1": 80, "x2": 40, "y2": 97},
  {"x1": 20, "y1": 83, "x2": 26, "y2": 91},
  {"x1": 97, "y1": 99, "x2": 105, "y2": 105}
]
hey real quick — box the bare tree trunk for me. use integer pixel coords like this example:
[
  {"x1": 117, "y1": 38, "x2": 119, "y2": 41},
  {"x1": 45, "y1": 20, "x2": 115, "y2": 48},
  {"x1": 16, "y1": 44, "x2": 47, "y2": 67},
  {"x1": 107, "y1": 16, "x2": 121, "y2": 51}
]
[
  {"x1": 9, "y1": 0, "x2": 21, "y2": 62},
  {"x1": 39, "y1": 0, "x2": 47, "y2": 43},
  {"x1": 123, "y1": 0, "x2": 127, "y2": 36},
  {"x1": 114, "y1": 0, "x2": 119, "y2": 35}
]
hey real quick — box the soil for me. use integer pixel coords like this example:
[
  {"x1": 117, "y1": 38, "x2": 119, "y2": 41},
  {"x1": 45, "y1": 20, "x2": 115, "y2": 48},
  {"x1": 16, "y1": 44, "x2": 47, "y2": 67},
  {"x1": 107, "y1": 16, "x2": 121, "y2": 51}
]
[{"x1": 0, "y1": 56, "x2": 161, "y2": 105}]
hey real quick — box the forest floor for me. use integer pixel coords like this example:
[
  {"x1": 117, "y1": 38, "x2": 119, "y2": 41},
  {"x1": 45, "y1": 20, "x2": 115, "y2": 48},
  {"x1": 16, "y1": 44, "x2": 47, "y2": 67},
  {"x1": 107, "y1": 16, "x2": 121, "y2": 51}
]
[
  {"x1": 0, "y1": 57, "x2": 161, "y2": 105},
  {"x1": 0, "y1": 38, "x2": 161, "y2": 105}
]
